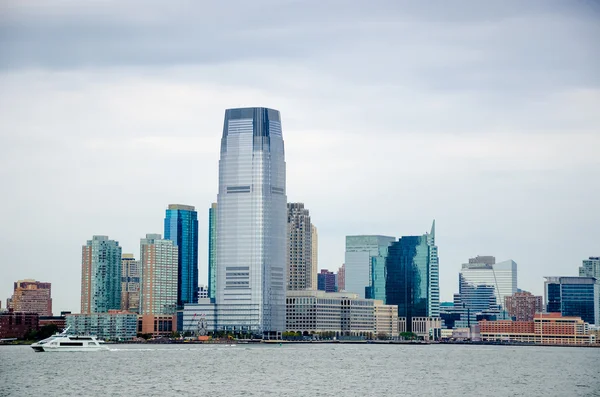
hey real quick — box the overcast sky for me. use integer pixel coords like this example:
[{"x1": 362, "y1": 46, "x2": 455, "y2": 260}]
[{"x1": 1, "y1": 0, "x2": 598, "y2": 314}]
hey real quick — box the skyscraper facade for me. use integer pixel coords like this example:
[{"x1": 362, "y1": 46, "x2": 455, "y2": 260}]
[
  {"x1": 311, "y1": 224, "x2": 318, "y2": 289},
  {"x1": 579, "y1": 257, "x2": 600, "y2": 320},
  {"x1": 545, "y1": 276, "x2": 599, "y2": 326},
  {"x1": 459, "y1": 257, "x2": 517, "y2": 310},
  {"x1": 10, "y1": 279, "x2": 52, "y2": 316},
  {"x1": 385, "y1": 221, "x2": 439, "y2": 331},
  {"x1": 81, "y1": 236, "x2": 122, "y2": 314},
  {"x1": 164, "y1": 204, "x2": 199, "y2": 307},
  {"x1": 338, "y1": 264, "x2": 345, "y2": 291},
  {"x1": 121, "y1": 254, "x2": 140, "y2": 313},
  {"x1": 345, "y1": 235, "x2": 396, "y2": 299},
  {"x1": 208, "y1": 203, "x2": 217, "y2": 301},
  {"x1": 216, "y1": 107, "x2": 287, "y2": 335},
  {"x1": 287, "y1": 203, "x2": 314, "y2": 290},
  {"x1": 140, "y1": 234, "x2": 178, "y2": 315}
]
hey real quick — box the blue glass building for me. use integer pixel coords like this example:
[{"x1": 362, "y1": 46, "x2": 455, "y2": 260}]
[
  {"x1": 164, "y1": 204, "x2": 199, "y2": 308},
  {"x1": 545, "y1": 276, "x2": 599, "y2": 325},
  {"x1": 385, "y1": 221, "x2": 438, "y2": 331},
  {"x1": 208, "y1": 203, "x2": 217, "y2": 302}
]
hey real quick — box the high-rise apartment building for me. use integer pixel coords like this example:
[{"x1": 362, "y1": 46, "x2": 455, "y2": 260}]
[
  {"x1": 81, "y1": 236, "x2": 122, "y2": 314},
  {"x1": 545, "y1": 276, "x2": 599, "y2": 326},
  {"x1": 216, "y1": 107, "x2": 287, "y2": 336},
  {"x1": 164, "y1": 204, "x2": 198, "y2": 308},
  {"x1": 140, "y1": 234, "x2": 178, "y2": 315},
  {"x1": 287, "y1": 203, "x2": 315, "y2": 290},
  {"x1": 311, "y1": 225, "x2": 318, "y2": 289},
  {"x1": 9, "y1": 279, "x2": 52, "y2": 316},
  {"x1": 208, "y1": 203, "x2": 217, "y2": 301},
  {"x1": 317, "y1": 269, "x2": 337, "y2": 292},
  {"x1": 385, "y1": 221, "x2": 439, "y2": 331},
  {"x1": 338, "y1": 264, "x2": 345, "y2": 291},
  {"x1": 504, "y1": 291, "x2": 543, "y2": 321},
  {"x1": 345, "y1": 235, "x2": 396, "y2": 299},
  {"x1": 459, "y1": 257, "x2": 517, "y2": 310},
  {"x1": 579, "y1": 257, "x2": 600, "y2": 319},
  {"x1": 121, "y1": 254, "x2": 140, "y2": 313}
]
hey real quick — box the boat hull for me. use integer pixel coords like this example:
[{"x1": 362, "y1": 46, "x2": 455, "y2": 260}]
[{"x1": 31, "y1": 345, "x2": 108, "y2": 352}]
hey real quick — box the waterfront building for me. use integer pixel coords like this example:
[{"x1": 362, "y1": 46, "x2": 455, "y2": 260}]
[
  {"x1": 345, "y1": 235, "x2": 395, "y2": 299},
  {"x1": 121, "y1": 254, "x2": 140, "y2": 313},
  {"x1": 338, "y1": 264, "x2": 345, "y2": 291},
  {"x1": 208, "y1": 203, "x2": 217, "y2": 301},
  {"x1": 317, "y1": 269, "x2": 337, "y2": 292},
  {"x1": 504, "y1": 291, "x2": 543, "y2": 321},
  {"x1": 287, "y1": 203, "x2": 315, "y2": 290},
  {"x1": 545, "y1": 276, "x2": 599, "y2": 326},
  {"x1": 181, "y1": 300, "x2": 217, "y2": 334},
  {"x1": 311, "y1": 225, "x2": 318, "y2": 290},
  {"x1": 479, "y1": 313, "x2": 594, "y2": 345},
  {"x1": 66, "y1": 310, "x2": 137, "y2": 341},
  {"x1": 164, "y1": 204, "x2": 199, "y2": 308},
  {"x1": 385, "y1": 221, "x2": 439, "y2": 331},
  {"x1": 81, "y1": 236, "x2": 122, "y2": 314},
  {"x1": 0, "y1": 311, "x2": 39, "y2": 339},
  {"x1": 9, "y1": 279, "x2": 52, "y2": 316},
  {"x1": 138, "y1": 314, "x2": 175, "y2": 337},
  {"x1": 459, "y1": 257, "x2": 517, "y2": 311},
  {"x1": 285, "y1": 290, "x2": 398, "y2": 338},
  {"x1": 140, "y1": 234, "x2": 178, "y2": 315},
  {"x1": 410, "y1": 317, "x2": 442, "y2": 340},
  {"x1": 39, "y1": 315, "x2": 66, "y2": 330},
  {"x1": 215, "y1": 107, "x2": 287, "y2": 337}
]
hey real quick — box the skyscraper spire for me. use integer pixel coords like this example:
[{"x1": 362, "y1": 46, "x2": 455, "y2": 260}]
[{"x1": 429, "y1": 219, "x2": 436, "y2": 245}]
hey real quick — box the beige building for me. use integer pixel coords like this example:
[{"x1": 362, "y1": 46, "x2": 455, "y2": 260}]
[
  {"x1": 311, "y1": 224, "x2": 318, "y2": 290},
  {"x1": 140, "y1": 234, "x2": 178, "y2": 315},
  {"x1": 10, "y1": 279, "x2": 52, "y2": 316},
  {"x1": 398, "y1": 316, "x2": 442, "y2": 340},
  {"x1": 287, "y1": 203, "x2": 316, "y2": 290},
  {"x1": 285, "y1": 290, "x2": 398, "y2": 338},
  {"x1": 121, "y1": 254, "x2": 140, "y2": 313}
]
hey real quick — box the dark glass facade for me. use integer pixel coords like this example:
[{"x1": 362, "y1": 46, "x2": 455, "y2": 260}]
[
  {"x1": 545, "y1": 277, "x2": 598, "y2": 325},
  {"x1": 385, "y1": 236, "x2": 430, "y2": 331},
  {"x1": 164, "y1": 205, "x2": 199, "y2": 308},
  {"x1": 208, "y1": 203, "x2": 217, "y2": 301}
]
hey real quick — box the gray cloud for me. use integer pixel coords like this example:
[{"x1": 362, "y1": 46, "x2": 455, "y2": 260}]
[{"x1": 0, "y1": 0, "x2": 598, "y2": 312}]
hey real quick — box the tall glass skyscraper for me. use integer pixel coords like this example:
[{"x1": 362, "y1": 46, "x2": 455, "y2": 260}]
[
  {"x1": 385, "y1": 221, "x2": 439, "y2": 331},
  {"x1": 81, "y1": 236, "x2": 122, "y2": 314},
  {"x1": 345, "y1": 235, "x2": 396, "y2": 299},
  {"x1": 208, "y1": 203, "x2": 217, "y2": 302},
  {"x1": 460, "y1": 257, "x2": 517, "y2": 311},
  {"x1": 164, "y1": 204, "x2": 199, "y2": 308},
  {"x1": 216, "y1": 107, "x2": 287, "y2": 336}
]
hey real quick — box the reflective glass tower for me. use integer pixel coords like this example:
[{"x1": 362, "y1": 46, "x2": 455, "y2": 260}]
[
  {"x1": 345, "y1": 235, "x2": 396, "y2": 299},
  {"x1": 164, "y1": 204, "x2": 199, "y2": 307},
  {"x1": 545, "y1": 276, "x2": 599, "y2": 325},
  {"x1": 385, "y1": 221, "x2": 439, "y2": 331},
  {"x1": 208, "y1": 203, "x2": 217, "y2": 301},
  {"x1": 216, "y1": 107, "x2": 287, "y2": 335}
]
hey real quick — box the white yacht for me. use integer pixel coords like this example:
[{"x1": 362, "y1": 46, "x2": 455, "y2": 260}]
[{"x1": 31, "y1": 327, "x2": 108, "y2": 352}]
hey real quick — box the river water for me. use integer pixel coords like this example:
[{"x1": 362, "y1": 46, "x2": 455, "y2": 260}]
[{"x1": 1, "y1": 343, "x2": 599, "y2": 396}]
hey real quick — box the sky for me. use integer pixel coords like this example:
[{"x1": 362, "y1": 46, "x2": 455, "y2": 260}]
[{"x1": 0, "y1": 0, "x2": 598, "y2": 314}]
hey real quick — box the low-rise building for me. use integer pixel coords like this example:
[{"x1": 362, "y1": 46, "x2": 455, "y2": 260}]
[
  {"x1": 138, "y1": 314, "x2": 175, "y2": 337},
  {"x1": 0, "y1": 311, "x2": 39, "y2": 339},
  {"x1": 66, "y1": 310, "x2": 137, "y2": 341},
  {"x1": 286, "y1": 290, "x2": 398, "y2": 338},
  {"x1": 411, "y1": 317, "x2": 442, "y2": 340},
  {"x1": 39, "y1": 316, "x2": 66, "y2": 330},
  {"x1": 479, "y1": 313, "x2": 594, "y2": 345}
]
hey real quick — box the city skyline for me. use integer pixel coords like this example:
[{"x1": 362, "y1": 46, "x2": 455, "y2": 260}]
[{"x1": 1, "y1": 1, "x2": 599, "y2": 313}]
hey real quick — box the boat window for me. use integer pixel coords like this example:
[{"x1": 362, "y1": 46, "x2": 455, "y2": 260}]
[{"x1": 59, "y1": 342, "x2": 84, "y2": 346}]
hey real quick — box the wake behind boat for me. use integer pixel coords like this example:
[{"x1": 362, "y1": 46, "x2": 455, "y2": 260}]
[{"x1": 31, "y1": 327, "x2": 108, "y2": 352}]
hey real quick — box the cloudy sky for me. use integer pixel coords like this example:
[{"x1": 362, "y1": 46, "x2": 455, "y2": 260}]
[{"x1": 1, "y1": 0, "x2": 598, "y2": 313}]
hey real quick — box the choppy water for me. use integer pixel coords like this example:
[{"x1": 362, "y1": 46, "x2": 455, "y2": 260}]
[{"x1": 1, "y1": 343, "x2": 599, "y2": 396}]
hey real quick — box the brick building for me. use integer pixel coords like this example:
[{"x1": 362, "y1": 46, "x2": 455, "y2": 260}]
[
  {"x1": 504, "y1": 291, "x2": 543, "y2": 321},
  {"x1": 0, "y1": 311, "x2": 39, "y2": 339},
  {"x1": 9, "y1": 279, "x2": 52, "y2": 316}
]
